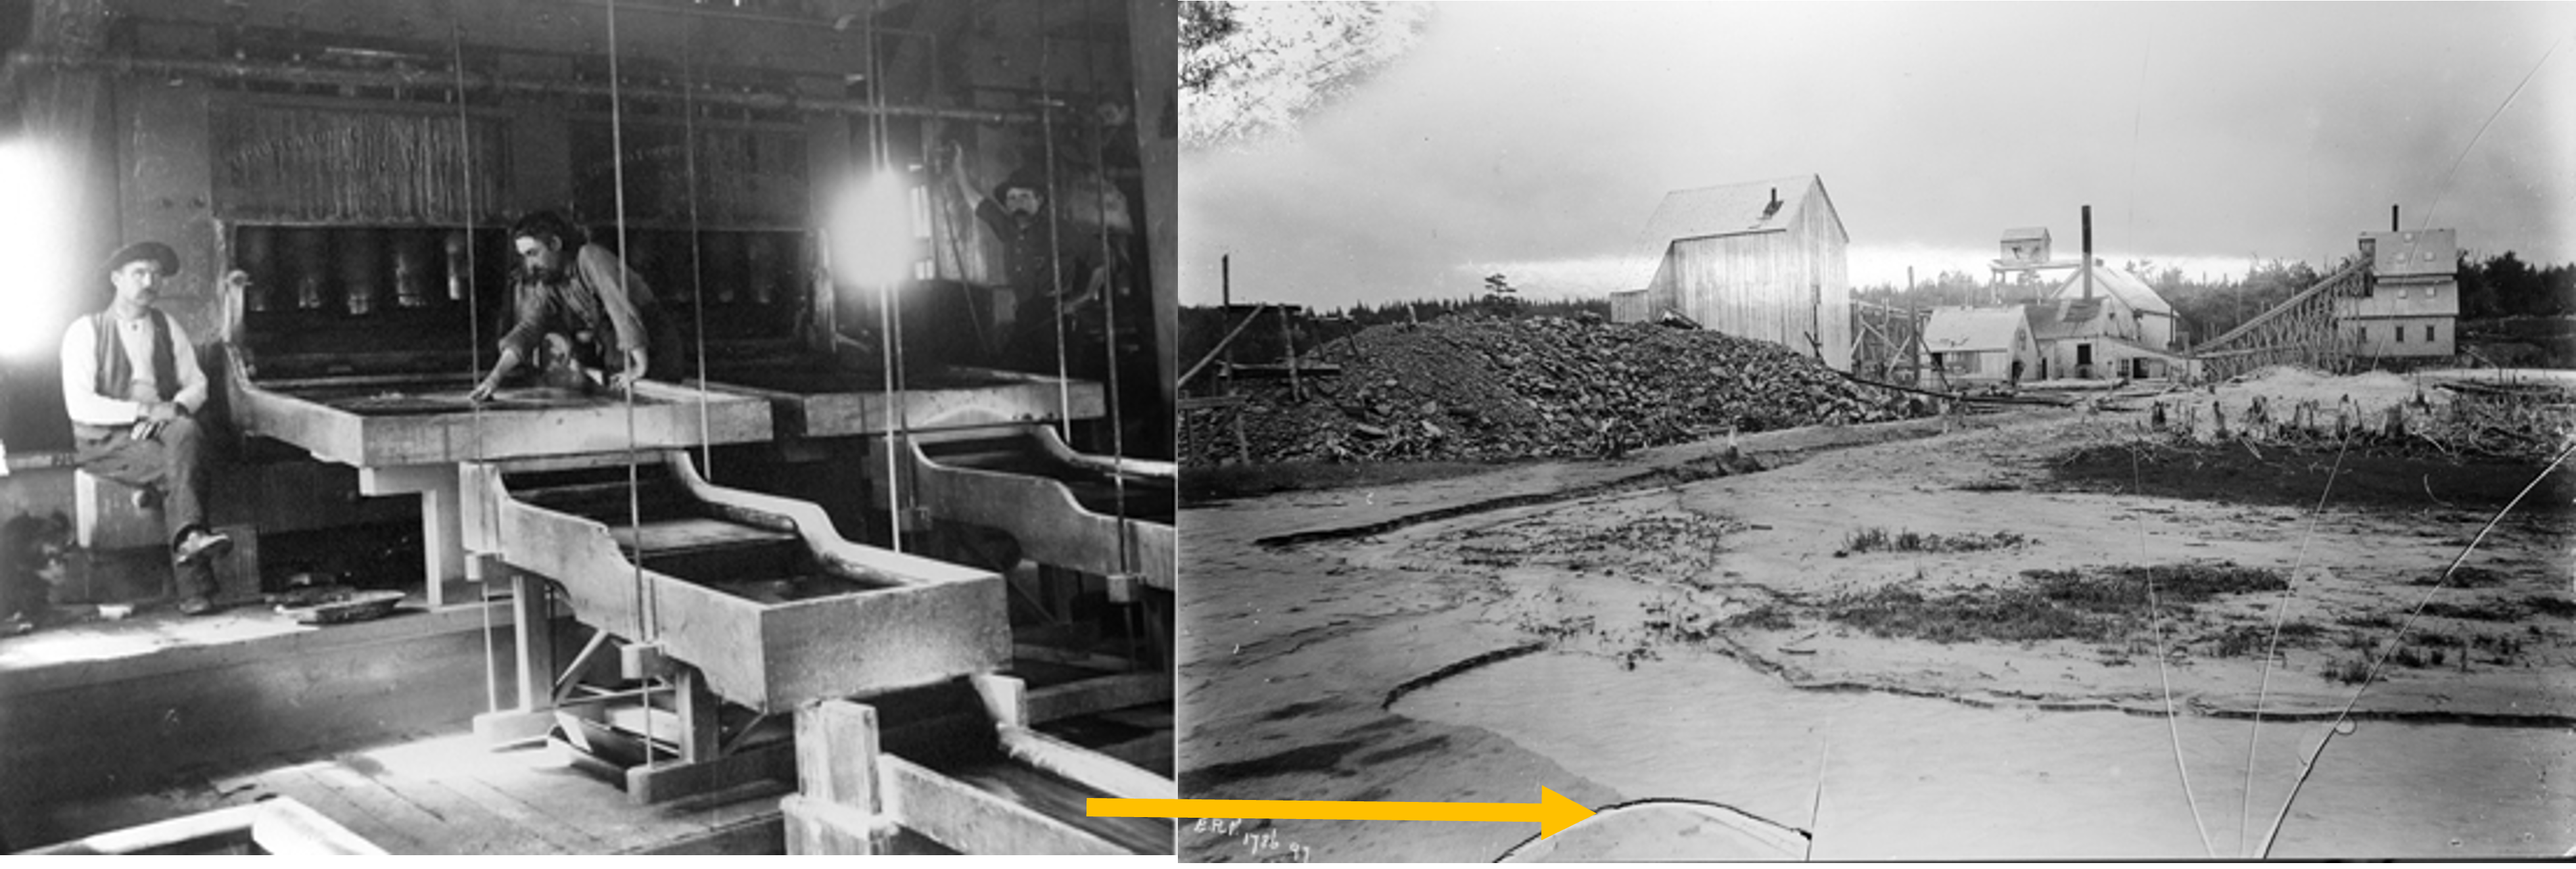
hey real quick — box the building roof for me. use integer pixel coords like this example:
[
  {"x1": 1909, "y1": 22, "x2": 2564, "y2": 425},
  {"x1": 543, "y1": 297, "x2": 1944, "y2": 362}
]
[
  {"x1": 2002, "y1": 226, "x2": 2051, "y2": 243},
  {"x1": 1921, "y1": 306, "x2": 2027, "y2": 353},
  {"x1": 2362, "y1": 228, "x2": 2456, "y2": 278},
  {"x1": 2026, "y1": 296, "x2": 2121, "y2": 341},
  {"x1": 1620, "y1": 175, "x2": 1846, "y2": 288},
  {"x1": 2045, "y1": 262, "x2": 2174, "y2": 316}
]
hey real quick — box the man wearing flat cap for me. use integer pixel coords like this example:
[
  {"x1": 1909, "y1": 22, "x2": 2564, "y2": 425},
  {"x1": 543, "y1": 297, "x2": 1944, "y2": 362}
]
[{"x1": 59, "y1": 241, "x2": 231, "y2": 616}]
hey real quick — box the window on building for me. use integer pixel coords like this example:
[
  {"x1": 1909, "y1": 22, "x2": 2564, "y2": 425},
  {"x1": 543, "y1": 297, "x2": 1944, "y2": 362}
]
[
  {"x1": 2076, "y1": 344, "x2": 2092, "y2": 365},
  {"x1": 2425, "y1": 324, "x2": 2435, "y2": 342},
  {"x1": 2397, "y1": 325, "x2": 2405, "y2": 344},
  {"x1": 2356, "y1": 325, "x2": 2366, "y2": 342}
]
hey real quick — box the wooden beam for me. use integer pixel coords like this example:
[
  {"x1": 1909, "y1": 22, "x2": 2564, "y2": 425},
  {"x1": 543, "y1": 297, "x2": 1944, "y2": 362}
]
[
  {"x1": 1025, "y1": 671, "x2": 1170, "y2": 724},
  {"x1": 996, "y1": 724, "x2": 1174, "y2": 800},
  {"x1": 877, "y1": 756, "x2": 1130, "y2": 855}
]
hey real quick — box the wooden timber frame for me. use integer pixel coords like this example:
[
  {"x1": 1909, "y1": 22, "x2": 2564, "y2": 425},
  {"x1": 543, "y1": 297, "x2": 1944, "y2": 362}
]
[
  {"x1": 1848, "y1": 300, "x2": 1927, "y2": 385},
  {"x1": 462, "y1": 448, "x2": 1010, "y2": 805},
  {"x1": 870, "y1": 424, "x2": 1176, "y2": 592},
  {"x1": 870, "y1": 421, "x2": 1178, "y2": 684},
  {"x1": 2190, "y1": 258, "x2": 2371, "y2": 381},
  {"x1": 780, "y1": 674, "x2": 1177, "y2": 855},
  {"x1": 688, "y1": 360, "x2": 1107, "y2": 440},
  {"x1": 227, "y1": 356, "x2": 776, "y2": 607}
]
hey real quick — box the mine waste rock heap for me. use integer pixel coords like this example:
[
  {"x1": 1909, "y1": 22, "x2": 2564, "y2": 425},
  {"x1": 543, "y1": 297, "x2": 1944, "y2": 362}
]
[{"x1": 1186, "y1": 314, "x2": 1923, "y2": 465}]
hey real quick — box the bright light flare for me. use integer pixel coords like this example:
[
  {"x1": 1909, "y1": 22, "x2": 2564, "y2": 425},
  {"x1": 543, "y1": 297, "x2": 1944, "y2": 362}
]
[
  {"x1": 0, "y1": 139, "x2": 78, "y2": 360},
  {"x1": 824, "y1": 170, "x2": 919, "y2": 292}
]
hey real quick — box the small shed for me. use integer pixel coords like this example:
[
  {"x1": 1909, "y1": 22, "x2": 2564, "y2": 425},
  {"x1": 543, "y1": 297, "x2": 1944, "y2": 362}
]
[
  {"x1": 2000, "y1": 227, "x2": 2051, "y2": 266},
  {"x1": 1921, "y1": 306, "x2": 2038, "y2": 385}
]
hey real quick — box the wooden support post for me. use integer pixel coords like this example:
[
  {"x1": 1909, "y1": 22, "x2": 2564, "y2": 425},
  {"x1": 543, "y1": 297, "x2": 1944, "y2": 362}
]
[
  {"x1": 473, "y1": 570, "x2": 558, "y2": 745},
  {"x1": 619, "y1": 667, "x2": 794, "y2": 805},
  {"x1": 357, "y1": 463, "x2": 465, "y2": 607},
  {"x1": 784, "y1": 699, "x2": 887, "y2": 855},
  {"x1": 1278, "y1": 307, "x2": 1301, "y2": 402},
  {"x1": 675, "y1": 667, "x2": 721, "y2": 764},
  {"x1": 970, "y1": 672, "x2": 1029, "y2": 730},
  {"x1": 1231, "y1": 403, "x2": 1251, "y2": 465}
]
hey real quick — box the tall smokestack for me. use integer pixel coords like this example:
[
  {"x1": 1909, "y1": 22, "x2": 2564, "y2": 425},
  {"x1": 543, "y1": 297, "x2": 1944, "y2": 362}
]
[
  {"x1": 2391, "y1": 204, "x2": 2400, "y2": 232},
  {"x1": 2081, "y1": 205, "x2": 2094, "y2": 300}
]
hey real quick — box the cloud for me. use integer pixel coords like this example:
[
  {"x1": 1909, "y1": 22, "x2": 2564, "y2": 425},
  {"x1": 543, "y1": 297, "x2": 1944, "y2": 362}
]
[{"x1": 1184, "y1": 3, "x2": 2576, "y2": 312}]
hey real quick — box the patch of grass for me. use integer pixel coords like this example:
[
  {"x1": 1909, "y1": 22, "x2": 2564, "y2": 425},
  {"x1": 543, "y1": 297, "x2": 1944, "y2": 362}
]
[
  {"x1": 1823, "y1": 582, "x2": 2114, "y2": 645},
  {"x1": 2420, "y1": 599, "x2": 2524, "y2": 622},
  {"x1": 2523, "y1": 596, "x2": 2576, "y2": 619},
  {"x1": 2203, "y1": 621, "x2": 2325, "y2": 659},
  {"x1": 2337, "y1": 612, "x2": 2400, "y2": 632},
  {"x1": 1839, "y1": 527, "x2": 2032, "y2": 556},
  {"x1": 2097, "y1": 563, "x2": 2289, "y2": 603},
  {"x1": 1725, "y1": 603, "x2": 1796, "y2": 632},
  {"x1": 2322, "y1": 657, "x2": 2372, "y2": 685},
  {"x1": 1815, "y1": 563, "x2": 2289, "y2": 647},
  {"x1": 2410, "y1": 565, "x2": 2509, "y2": 588}
]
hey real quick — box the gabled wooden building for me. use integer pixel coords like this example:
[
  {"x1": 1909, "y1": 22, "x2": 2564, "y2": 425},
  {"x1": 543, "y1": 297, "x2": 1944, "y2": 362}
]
[
  {"x1": 1610, "y1": 176, "x2": 1852, "y2": 370},
  {"x1": 2341, "y1": 229, "x2": 2458, "y2": 358}
]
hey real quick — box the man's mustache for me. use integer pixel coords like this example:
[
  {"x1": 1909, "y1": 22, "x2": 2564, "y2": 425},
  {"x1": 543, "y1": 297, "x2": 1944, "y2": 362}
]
[{"x1": 514, "y1": 263, "x2": 570, "y2": 283}]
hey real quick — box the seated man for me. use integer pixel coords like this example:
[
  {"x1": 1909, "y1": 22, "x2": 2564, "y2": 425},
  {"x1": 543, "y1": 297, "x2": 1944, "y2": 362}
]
[
  {"x1": 59, "y1": 241, "x2": 232, "y2": 615},
  {"x1": 469, "y1": 210, "x2": 681, "y2": 401}
]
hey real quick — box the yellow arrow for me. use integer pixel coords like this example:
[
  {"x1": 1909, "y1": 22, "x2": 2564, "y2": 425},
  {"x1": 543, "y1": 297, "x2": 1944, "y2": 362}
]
[{"x1": 1088, "y1": 787, "x2": 1597, "y2": 839}]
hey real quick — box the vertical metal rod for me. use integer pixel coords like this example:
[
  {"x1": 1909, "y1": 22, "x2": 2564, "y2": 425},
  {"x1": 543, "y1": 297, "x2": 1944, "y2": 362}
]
[
  {"x1": 683, "y1": 26, "x2": 712, "y2": 481},
  {"x1": 454, "y1": 22, "x2": 500, "y2": 717},
  {"x1": 1042, "y1": 37, "x2": 1073, "y2": 444},
  {"x1": 876, "y1": 4, "x2": 917, "y2": 553},
  {"x1": 604, "y1": 0, "x2": 663, "y2": 770}
]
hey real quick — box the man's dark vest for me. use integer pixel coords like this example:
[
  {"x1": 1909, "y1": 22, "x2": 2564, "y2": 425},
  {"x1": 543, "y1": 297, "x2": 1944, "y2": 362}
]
[{"x1": 88, "y1": 309, "x2": 180, "y2": 433}]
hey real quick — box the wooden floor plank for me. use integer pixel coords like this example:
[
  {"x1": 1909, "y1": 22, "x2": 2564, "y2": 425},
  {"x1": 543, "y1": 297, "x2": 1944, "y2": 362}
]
[
  {"x1": 303, "y1": 762, "x2": 546, "y2": 855},
  {"x1": 357, "y1": 737, "x2": 614, "y2": 850},
  {"x1": 260, "y1": 766, "x2": 438, "y2": 855}
]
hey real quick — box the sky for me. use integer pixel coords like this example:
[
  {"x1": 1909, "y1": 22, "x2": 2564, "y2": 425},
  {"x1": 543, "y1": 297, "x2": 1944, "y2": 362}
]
[{"x1": 1181, "y1": 3, "x2": 2576, "y2": 310}]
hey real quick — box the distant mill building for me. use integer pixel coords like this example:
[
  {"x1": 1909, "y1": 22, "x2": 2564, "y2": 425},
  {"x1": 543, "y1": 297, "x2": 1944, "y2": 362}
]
[
  {"x1": 1608, "y1": 176, "x2": 1853, "y2": 371},
  {"x1": 2190, "y1": 218, "x2": 2462, "y2": 380},
  {"x1": 2343, "y1": 229, "x2": 2460, "y2": 358}
]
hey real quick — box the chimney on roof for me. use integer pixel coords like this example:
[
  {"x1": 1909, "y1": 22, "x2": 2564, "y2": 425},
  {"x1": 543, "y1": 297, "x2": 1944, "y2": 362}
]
[
  {"x1": 1761, "y1": 187, "x2": 1782, "y2": 220},
  {"x1": 2080, "y1": 205, "x2": 2094, "y2": 301},
  {"x1": 2391, "y1": 204, "x2": 2400, "y2": 232}
]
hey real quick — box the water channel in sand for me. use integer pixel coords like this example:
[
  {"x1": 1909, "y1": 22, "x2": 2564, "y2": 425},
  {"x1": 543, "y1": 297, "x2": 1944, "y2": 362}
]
[{"x1": 1394, "y1": 649, "x2": 2574, "y2": 859}]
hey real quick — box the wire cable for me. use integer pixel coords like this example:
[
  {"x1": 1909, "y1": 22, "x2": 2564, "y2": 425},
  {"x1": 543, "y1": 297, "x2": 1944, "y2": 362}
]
[
  {"x1": 682, "y1": 24, "x2": 712, "y2": 481},
  {"x1": 603, "y1": 0, "x2": 661, "y2": 768},
  {"x1": 1041, "y1": 37, "x2": 1074, "y2": 444},
  {"x1": 2259, "y1": 438, "x2": 2575, "y2": 858},
  {"x1": 2417, "y1": 35, "x2": 2564, "y2": 232},
  {"x1": 452, "y1": 21, "x2": 501, "y2": 718},
  {"x1": 2134, "y1": 438, "x2": 2216, "y2": 858},
  {"x1": 2239, "y1": 423, "x2": 2354, "y2": 855}
]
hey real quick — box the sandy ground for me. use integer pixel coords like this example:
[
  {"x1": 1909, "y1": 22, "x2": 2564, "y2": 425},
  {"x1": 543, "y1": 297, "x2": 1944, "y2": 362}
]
[{"x1": 1179, "y1": 382, "x2": 2575, "y2": 861}]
